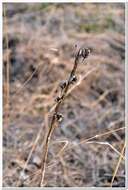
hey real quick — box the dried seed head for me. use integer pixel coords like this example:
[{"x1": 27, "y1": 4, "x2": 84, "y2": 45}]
[
  {"x1": 55, "y1": 96, "x2": 62, "y2": 103},
  {"x1": 70, "y1": 75, "x2": 77, "y2": 84},
  {"x1": 79, "y1": 48, "x2": 90, "y2": 58},
  {"x1": 83, "y1": 48, "x2": 91, "y2": 58},
  {"x1": 76, "y1": 47, "x2": 91, "y2": 63},
  {"x1": 59, "y1": 80, "x2": 67, "y2": 90},
  {"x1": 56, "y1": 113, "x2": 63, "y2": 122}
]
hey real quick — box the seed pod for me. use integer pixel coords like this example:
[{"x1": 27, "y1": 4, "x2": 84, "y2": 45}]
[
  {"x1": 59, "y1": 80, "x2": 67, "y2": 90},
  {"x1": 82, "y1": 48, "x2": 90, "y2": 58},
  {"x1": 77, "y1": 47, "x2": 91, "y2": 63},
  {"x1": 55, "y1": 96, "x2": 62, "y2": 103},
  {"x1": 56, "y1": 113, "x2": 63, "y2": 122},
  {"x1": 70, "y1": 75, "x2": 77, "y2": 84}
]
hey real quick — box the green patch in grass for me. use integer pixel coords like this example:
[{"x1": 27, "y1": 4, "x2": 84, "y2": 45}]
[
  {"x1": 38, "y1": 3, "x2": 52, "y2": 10},
  {"x1": 79, "y1": 23, "x2": 102, "y2": 33},
  {"x1": 79, "y1": 16, "x2": 115, "y2": 33},
  {"x1": 105, "y1": 16, "x2": 115, "y2": 29}
]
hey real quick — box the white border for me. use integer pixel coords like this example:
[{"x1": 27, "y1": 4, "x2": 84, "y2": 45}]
[{"x1": 1, "y1": 0, "x2": 128, "y2": 3}]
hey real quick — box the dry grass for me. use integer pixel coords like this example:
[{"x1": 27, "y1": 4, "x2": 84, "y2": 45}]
[{"x1": 3, "y1": 3, "x2": 125, "y2": 187}]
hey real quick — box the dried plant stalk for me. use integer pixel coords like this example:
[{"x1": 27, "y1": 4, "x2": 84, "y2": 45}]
[
  {"x1": 3, "y1": 4, "x2": 10, "y2": 128},
  {"x1": 39, "y1": 47, "x2": 90, "y2": 186}
]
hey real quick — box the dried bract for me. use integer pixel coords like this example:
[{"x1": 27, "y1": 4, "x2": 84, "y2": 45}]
[
  {"x1": 55, "y1": 113, "x2": 63, "y2": 122},
  {"x1": 59, "y1": 80, "x2": 67, "y2": 90},
  {"x1": 70, "y1": 75, "x2": 77, "y2": 84},
  {"x1": 76, "y1": 47, "x2": 91, "y2": 63},
  {"x1": 55, "y1": 96, "x2": 62, "y2": 103}
]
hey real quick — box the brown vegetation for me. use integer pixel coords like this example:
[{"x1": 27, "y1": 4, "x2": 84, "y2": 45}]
[{"x1": 3, "y1": 3, "x2": 125, "y2": 187}]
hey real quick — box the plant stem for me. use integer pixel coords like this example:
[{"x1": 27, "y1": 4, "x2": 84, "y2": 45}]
[{"x1": 39, "y1": 47, "x2": 88, "y2": 187}]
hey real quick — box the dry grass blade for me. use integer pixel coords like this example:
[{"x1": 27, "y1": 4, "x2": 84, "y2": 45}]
[
  {"x1": 22, "y1": 125, "x2": 44, "y2": 174},
  {"x1": 46, "y1": 126, "x2": 125, "y2": 170},
  {"x1": 86, "y1": 141, "x2": 125, "y2": 160},
  {"x1": 110, "y1": 143, "x2": 125, "y2": 187},
  {"x1": 68, "y1": 127, "x2": 125, "y2": 150},
  {"x1": 57, "y1": 140, "x2": 69, "y2": 156},
  {"x1": 20, "y1": 126, "x2": 125, "y2": 183},
  {"x1": 14, "y1": 63, "x2": 42, "y2": 95}
]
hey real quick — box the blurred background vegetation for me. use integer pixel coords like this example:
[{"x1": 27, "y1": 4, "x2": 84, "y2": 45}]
[{"x1": 3, "y1": 3, "x2": 125, "y2": 187}]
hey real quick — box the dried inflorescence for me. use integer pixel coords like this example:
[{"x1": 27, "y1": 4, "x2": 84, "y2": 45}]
[
  {"x1": 54, "y1": 47, "x2": 90, "y2": 117},
  {"x1": 75, "y1": 46, "x2": 91, "y2": 64},
  {"x1": 55, "y1": 113, "x2": 63, "y2": 122},
  {"x1": 55, "y1": 96, "x2": 62, "y2": 103},
  {"x1": 39, "y1": 46, "x2": 91, "y2": 187},
  {"x1": 69, "y1": 75, "x2": 77, "y2": 84},
  {"x1": 77, "y1": 47, "x2": 90, "y2": 60},
  {"x1": 59, "y1": 80, "x2": 67, "y2": 90}
]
